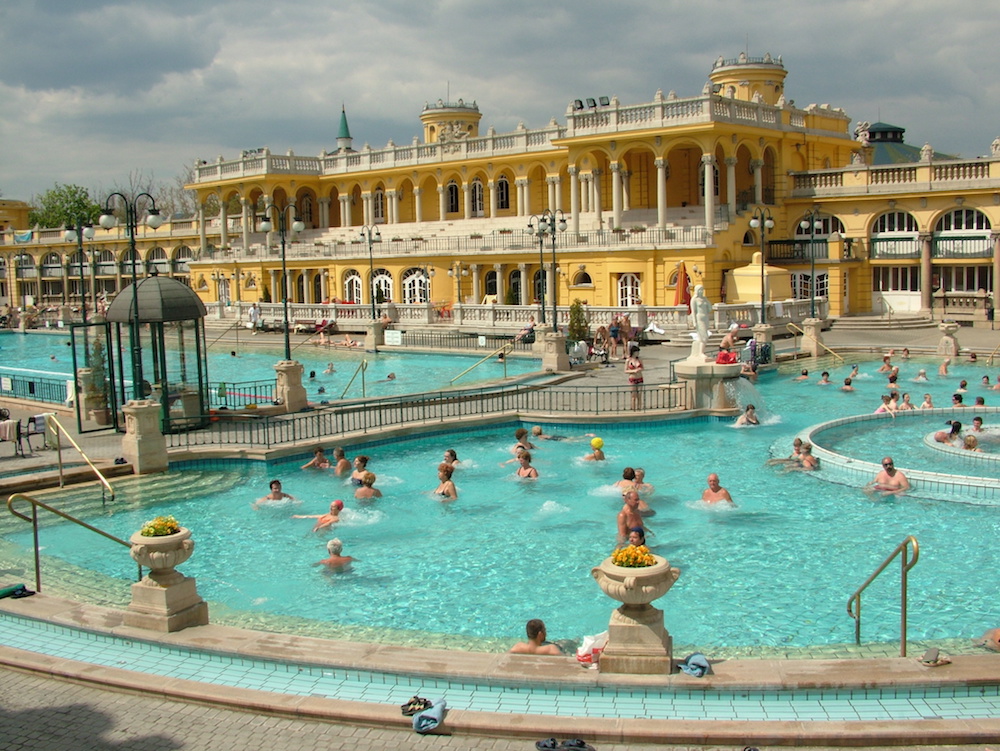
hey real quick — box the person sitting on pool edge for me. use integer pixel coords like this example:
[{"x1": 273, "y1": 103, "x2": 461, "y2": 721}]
[
  {"x1": 314, "y1": 538, "x2": 356, "y2": 572},
  {"x1": 509, "y1": 618, "x2": 562, "y2": 655}
]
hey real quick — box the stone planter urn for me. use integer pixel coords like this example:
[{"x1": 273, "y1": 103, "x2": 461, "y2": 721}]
[
  {"x1": 591, "y1": 555, "x2": 681, "y2": 674},
  {"x1": 125, "y1": 527, "x2": 208, "y2": 633},
  {"x1": 129, "y1": 528, "x2": 195, "y2": 587}
]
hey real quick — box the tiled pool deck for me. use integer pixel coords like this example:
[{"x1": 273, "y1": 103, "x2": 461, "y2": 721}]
[{"x1": 1, "y1": 592, "x2": 999, "y2": 747}]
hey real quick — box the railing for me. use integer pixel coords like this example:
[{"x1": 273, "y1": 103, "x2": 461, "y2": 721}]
[
  {"x1": 869, "y1": 236, "x2": 921, "y2": 259},
  {"x1": 450, "y1": 341, "x2": 515, "y2": 385},
  {"x1": 766, "y1": 239, "x2": 830, "y2": 262},
  {"x1": 45, "y1": 416, "x2": 115, "y2": 504},
  {"x1": 6, "y1": 492, "x2": 140, "y2": 593},
  {"x1": 340, "y1": 359, "x2": 369, "y2": 399},
  {"x1": 210, "y1": 379, "x2": 276, "y2": 409},
  {"x1": 785, "y1": 323, "x2": 844, "y2": 364},
  {"x1": 847, "y1": 535, "x2": 919, "y2": 657},
  {"x1": 164, "y1": 381, "x2": 689, "y2": 449},
  {"x1": 0, "y1": 368, "x2": 71, "y2": 406},
  {"x1": 988, "y1": 339, "x2": 1000, "y2": 367},
  {"x1": 931, "y1": 235, "x2": 993, "y2": 259}
]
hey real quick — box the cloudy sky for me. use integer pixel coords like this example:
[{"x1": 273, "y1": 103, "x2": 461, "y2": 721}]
[{"x1": 2, "y1": 0, "x2": 998, "y2": 207}]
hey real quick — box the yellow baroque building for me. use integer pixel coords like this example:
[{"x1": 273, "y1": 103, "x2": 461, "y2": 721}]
[{"x1": 4, "y1": 52, "x2": 997, "y2": 328}]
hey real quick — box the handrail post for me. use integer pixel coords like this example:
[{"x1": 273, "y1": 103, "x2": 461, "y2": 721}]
[{"x1": 847, "y1": 535, "x2": 918, "y2": 657}]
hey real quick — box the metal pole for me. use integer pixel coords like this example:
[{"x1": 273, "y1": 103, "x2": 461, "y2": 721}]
[
  {"x1": 537, "y1": 230, "x2": 546, "y2": 324},
  {"x1": 760, "y1": 224, "x2": 766, "y2": 326},
  {"x1": 280, "y1": 214, "x2": 291, "y2": 360},
  {"x1": 550, "y1": 228, "x2": 558, "y2": 333}
]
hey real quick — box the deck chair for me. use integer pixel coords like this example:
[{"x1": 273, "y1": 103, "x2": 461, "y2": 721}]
[{"x1": 26, "y1": 415, "x2": 47, "y2": 452}]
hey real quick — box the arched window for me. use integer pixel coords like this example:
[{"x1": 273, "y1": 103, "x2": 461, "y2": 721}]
[
  {"x1": 936, "y1": 208, "x2": 991, "y2": 233},
  {"x1": 532, "y1": 268, "x2": 548, "y2": 304},
  {"x1": 371, "y1": 268, "x2": 393, "y2": 304},
  {"x1": 471, "y1": 178, "x2": 484, "y2": 217},
  {"x1": 572, "y1": 271, "x2": 593, "y2": 286},
  {"x1": 41, "y1": 253, "x2": 63, "y2": 278},
  {"x1": 344, "y1": 271, "x2": 362, "y2": 303},
  {"x1": 373, "y1": 188, "x2": 385, "y2": 223},
  {"x1": 484, "y1": 270, "x2": 498, "y2": 296},
  {"x1": 793, "y1": 215, "x2": 844, "y2": 237},
  {"x1": 447, "y1": 181, "x2": 460, "y2": 214},
  {"x1": 95, "y1": 249, "x2": 116, "y2": 277},
  {"x1": 173, "y1": 246, "x2": 194, "y2": 273},
  {"x1": 299, "y1": 195, "x2": 314, "y2": 227},
  {"x1": 507, "y1": 269, "x2": 522, "y2": 304},
  {"x1": 870, "y1": 211, "x2": 920, "y2": 259},
  {"x1": 148, "y1": 247, "x2": 169, "y2": 274},
  {"x1": 402, "y1": 267, "x2": 431, "y2": 303},
  {"x1": 121, "y1": 249, "x2": 142, "y2": 276},
  {"x1": 934, "y1": 208, "x2": 991, "y2": 259},
  {"x1": 617, "y1": 273, "x2": 641, "y2": 306},
  {"x1": 496, "y1": 176, "x2": 510, "y2": 210}
]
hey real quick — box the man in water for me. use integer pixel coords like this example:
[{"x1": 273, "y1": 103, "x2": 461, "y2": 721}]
[
  {"x1": 314, "y1": 538, "x2": 356, "y2": 572},
  {"x1": 293, "y1": 499, "x2": 343, "y2": 532},
  {"x1": 617, "y1": 491, "x2": 646, "y2": 543},
  {"x1": 702, "y1": 473, "x2": 734, "y2": 504},
  {"x1": 868, "y1": 457, "x2": 910, "y2": 496},
  {"x1": 509, "y1": 618, "x2": 562, "y2": 655}
]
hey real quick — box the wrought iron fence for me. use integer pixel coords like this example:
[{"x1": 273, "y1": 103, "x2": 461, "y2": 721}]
[
  {"x1": 165, "y1": 381, "x2": 689, "y2": 449},
  {"x1": 209, "y1": 379, "x2": 277, "y2": 409},
  {"x1": 0, "y1": 371, "x2": 70, "y2": 405}
]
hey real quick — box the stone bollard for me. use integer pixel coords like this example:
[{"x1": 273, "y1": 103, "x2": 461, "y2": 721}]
[
  {"x1": 540, "y1": 331, "x2": 570, "y2": 372},
  {"x1": 274, "y1": 360, "x2": 308, "y2": 412},
  {"x1": 802, "y1": 318, "x2": 824, "y2": 358},
  {"x1": 936, "y1": 321, "x2": 960, "y2": 357},
  {"x1": 121, "y1": 399, "x2": 168, "y2": 475}
]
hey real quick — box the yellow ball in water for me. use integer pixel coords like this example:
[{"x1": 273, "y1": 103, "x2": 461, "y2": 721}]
[{"x1": 590, "y1": 437, "x2": 604, "y2": 449}]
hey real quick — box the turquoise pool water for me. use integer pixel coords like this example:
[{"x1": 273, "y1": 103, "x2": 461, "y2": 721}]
[
  {"x1": 5, "y1": 354, "x2": 1000, "y2": 651},
  {"x1": 0, "y1": 331, "x2": 540, "y2": 400}
]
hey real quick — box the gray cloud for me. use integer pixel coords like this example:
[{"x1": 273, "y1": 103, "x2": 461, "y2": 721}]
[{"x1": 2, "y1": 0, "x2": 998, "y2": 203}]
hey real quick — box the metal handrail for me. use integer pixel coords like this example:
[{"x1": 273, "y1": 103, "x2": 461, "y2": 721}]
[
  {"x1": 847, "y1": 535, "x2": 919, "y2": 656},
  {"x1": 6, "y1": 492, "x2": 140, "y2": 593},
  {"x1": 450, "y1": 341, "x2": 515, "y2": 384},
  {"x1": 340, "y1": 359, "x2": 368, "y2": 399},
  {"x1": 785, "y1": 323, "x2": 845, "y2": 364},
  {"x1": 987, "y1": 339, "x2": 1000, "y2": 367},
  {"x1": 882, "y1": 298, "x2": 896, "y2": 325},
  {"x1": 46, "y1": 415, "x2": 115, "y2": 505}
]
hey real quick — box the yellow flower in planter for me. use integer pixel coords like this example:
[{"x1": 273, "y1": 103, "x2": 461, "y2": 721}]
[
  {"x1": 611, "y1": 544, "x2": 655, "y2": 568},
  {"x1": 139, "y1": 515, "x2": 181, "y2": 537}
]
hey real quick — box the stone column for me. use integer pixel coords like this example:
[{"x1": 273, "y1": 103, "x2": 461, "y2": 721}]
[
  {"x1": 569, "y1": 166, "x2": 580, "y2": 234},
  {"x1": 274, "y1": 360, "x2": 308, "y2": 413},
  {"x1": 702, "y1": 154, "x2": 715, "y2": 238},
  {"x1": 487, "y1": 181, "x2": 496, "y2": 219},
  {"x1": 725, "y1": 156, "x2": 738, "y2": 219},
  {"x1": 438, "y1": 186, "x2": 446, "y2": 221},
  {"x1": 120, "y1": 399, "x2": 168, "y2": 475},
  {"x1": 920, "y1": 232, "x2": 933, "y2": 313},
  {"x1": 592, "y1": 169, "x2": 603, "y2": 229},
  {"x1": 219, "y1": 199, "x2": 228, "y2": 250},
  {"x1": 241, "y1": 199, "x2": 251, "y2": 253},
  {"x1": 198, "y1": 202, "x2": 207, "y2": 256},
  {"x1": 462, "y1": 184, "x2": 472, "y2": 220},
  {"x1": 655, "y1": 158, "x2": 668, "y2": 229},
  {"x1": 611, "y1": 163, "x2": 623, "y2": 229},
  {"x1": 751, "y1": 159, "x2": 764, "y2": 205},
  {"x1": 414, "y1": 188, "x2": 423, "y2": 224},
  {"x1": 802, "y1": 318, "x2": 824, "y2": 358}
]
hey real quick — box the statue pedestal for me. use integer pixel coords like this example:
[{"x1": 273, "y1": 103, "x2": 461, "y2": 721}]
[
  {"x1": 599, "y1": 604, "x2": 673, "y2": 674},
  {"x1": 937, "y1": 321, "x2": 960, "y2": 357},
  {"x1": 540, "y1": 332, "x2": 570, "y2": 372},
  {"x1": 124, "y1": 528, "x2": 208, "y2": 633},
  {"x1": 674, "y1": 360, "x2": 742, "y2": 411},
  {"x1": 365, "y1": 321, "x2": 384, "y2": 350},
  {"x1": 274, "y1": 360, "x2": 307, "y2": 412},
  {"x1": 121, "y1": 400, "x2": 168, "y2": 475},
  {"x1": 802, "y1": 317, "x2": 824, "y2": 357}
]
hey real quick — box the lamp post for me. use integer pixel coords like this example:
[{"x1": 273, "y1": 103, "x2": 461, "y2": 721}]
[
  {"x1": 359, "y1": 225, "x2": 381, "y2": 321},
  {"x1": 448, "y1": 264, "x2": 468, "y2": 304},
  {"x1": 528, "y1": 210, "x2": 567, "y2": 332},
  {"x1": 64, "y1": 220, "x2": 95, "y2": 323},
  {"x1": 800, "y1": 209, "x2": 823, "y2": 319},
  {"x1": 259, "y1": 203, "x2": 304, "y2": 360},
  {"x1": 748, "y1": 207, "x2": 774, "y2": 325},
  {"x1": 99, "y1": 193, "x2": 163, "y2": 400}
]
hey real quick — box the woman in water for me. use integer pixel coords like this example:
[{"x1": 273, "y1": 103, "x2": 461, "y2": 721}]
[
  {"x1": 442, "y1": 448, "x2": 460, "y2": 467},
  {"x1": 350, "y1": 455, "x2": 370, "y2": 485},
  {"x1": 874, "y1": 394, "x2": 896, "y2": 417},
  {"x1": 354, "y1": 471, "x2": 382, "y2": 500},
  {"x1": 434, "y1": 463, "x2": 458, "y2": 501},
  {"x1": 301, "y1": 446, "x2": 331, "y2": 470},
  {"x1": 897, "y1": 392, "x2": 915, "y2": 411},
  {"x1": 963, "y1": 435, "x2": 983, "y2": 452},
  {"x1": 323, "y1": 362, "x2": 336, "y2": 374},
  {"x1": 735, "y1": 403, "x2": 760, "y2": 426},
  {"x1": 515, "y1": 451, "x2": 539, "y2": 478},
  {"x1": 293, "y1": 499, "x2": 344, "y2": 532}
]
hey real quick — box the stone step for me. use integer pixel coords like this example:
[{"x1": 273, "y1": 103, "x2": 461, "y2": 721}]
[{"x1": 830, "y1": 315, "x2": 935, "y2": 330}]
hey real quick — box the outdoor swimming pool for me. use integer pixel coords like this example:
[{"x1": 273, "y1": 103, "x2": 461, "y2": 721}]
[
  {"x1": 5, "y1": 354, "x2": 999, "y2": 653},
  {"x1": 0, "y1": 331, "x2": 541, "y2": 402}
]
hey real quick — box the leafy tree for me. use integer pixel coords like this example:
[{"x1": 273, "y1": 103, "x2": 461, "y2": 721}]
[
  {"x1": 568, "y1": 299, "x2": 590, "y2": 342},
  {"x1": 28, "y1": 183, "x2": 101, "y2": 229}
]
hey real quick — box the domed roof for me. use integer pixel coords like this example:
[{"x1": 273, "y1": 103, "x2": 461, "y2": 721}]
[{"x1": 106, "y1": 274, "x2": 207, "y2": 323}]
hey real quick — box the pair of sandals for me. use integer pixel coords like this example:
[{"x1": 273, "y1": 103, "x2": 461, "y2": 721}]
[
  {"x1": 536, "y1": 739, "x2": 595, "y2": 751},
  {"x1": 918, "y1": 647, "x2": 951, "y2": 667},
  {"x1": 400, "y1": 695, "x2": 432, "y2": 716}
]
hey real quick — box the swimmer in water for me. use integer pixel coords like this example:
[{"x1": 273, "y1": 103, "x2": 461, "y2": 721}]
[
  {"x1": 914, "y1": 369, "x2": 929, "y2": 382},
  {"x1": 253, "y1": 479, "x2": 296, "y2": 509},
  {"x1": 817, "y1": 371, "x2": 832, "y2": 385},
  {"x1": 292, "y1": 499, "x2": 344, "y2": 532},
  {"x1": 442, "y1": 448, "x2": 460, "y2": 467},
  {"x1": 515, "y1": 451, "x2": 539, "y2": 478},
  {"x1": 841, "y1": 377, "x2": 855, "y2": 392},
  {"x1": 434, "y1": 463, "x2": 458, "y2": 501},
  {"x1": 934, "y1": 420, "x2": 962, "y2": 445},
  {"x1": 301, "y1": 446, "x2": 331, "y2": 470},
  {"x1": 633, "y1": 467, "x2": 654, "y2": 496},
  {"x1": 939, "y1": 357, "x2": 950, "y2": 376},
  {"x1": 793, "y1": 369, "x2": 810, "y2": 382},
  {"x1": 350, "y1": 455, "x2": 370, "y2": 485},
  {"x1": 332, "y1": 447, "x2": 351, "y2": 476},
  {"x1": 314, "y1": 538, "x2": 356, "y2": 572},
  {"x1": 323, "y1": 362, "x2": 336, "y2": 374},
  {"x1": 865, "y1": 457, "x2": 910, "y2": 497},
  {"x1": 785, "y1": 442, "x2": 818, "y2": 472},
  {"x1": 735, "y1": 404, "x2": 759, "y2": 426},
  {"x1": 354, "y1": 471, "x2": 382, "y2": 500},
  {"x1": 512, "y1": 427, "x2": 537, "y2": 454},
  {"x1": 849, "y1": 364, "x2": 860, "y2": 379},
  {"x1": 702, "y1": 473, "x2": 735, "y2": 504},
  {"x1": 584, "y1": 437, "x2": 605, "y2": 461},
  {"x1": 919, "y1": 393, "x2": 934, "y2": 409}
]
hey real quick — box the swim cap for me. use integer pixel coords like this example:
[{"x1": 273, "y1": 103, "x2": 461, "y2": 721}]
[
  {"x1": 591, "y1": 437, "x2": 604, "y2": 449},
  {"x1": 332, "y1": 499, "x2": 344, "y2": 510}
]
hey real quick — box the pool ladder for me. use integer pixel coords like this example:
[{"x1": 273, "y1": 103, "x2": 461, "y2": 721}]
[
  {"x1": 847, "y1": 535, "x2": 919, "y2": 656},
  {"x1": 785, "y1": 322, "x2": 845, "y2": 363}
]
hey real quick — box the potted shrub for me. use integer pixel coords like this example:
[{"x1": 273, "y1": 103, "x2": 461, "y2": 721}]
[{"x1": 86, "y1": 338, "x2": 112, "y2": 425}]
